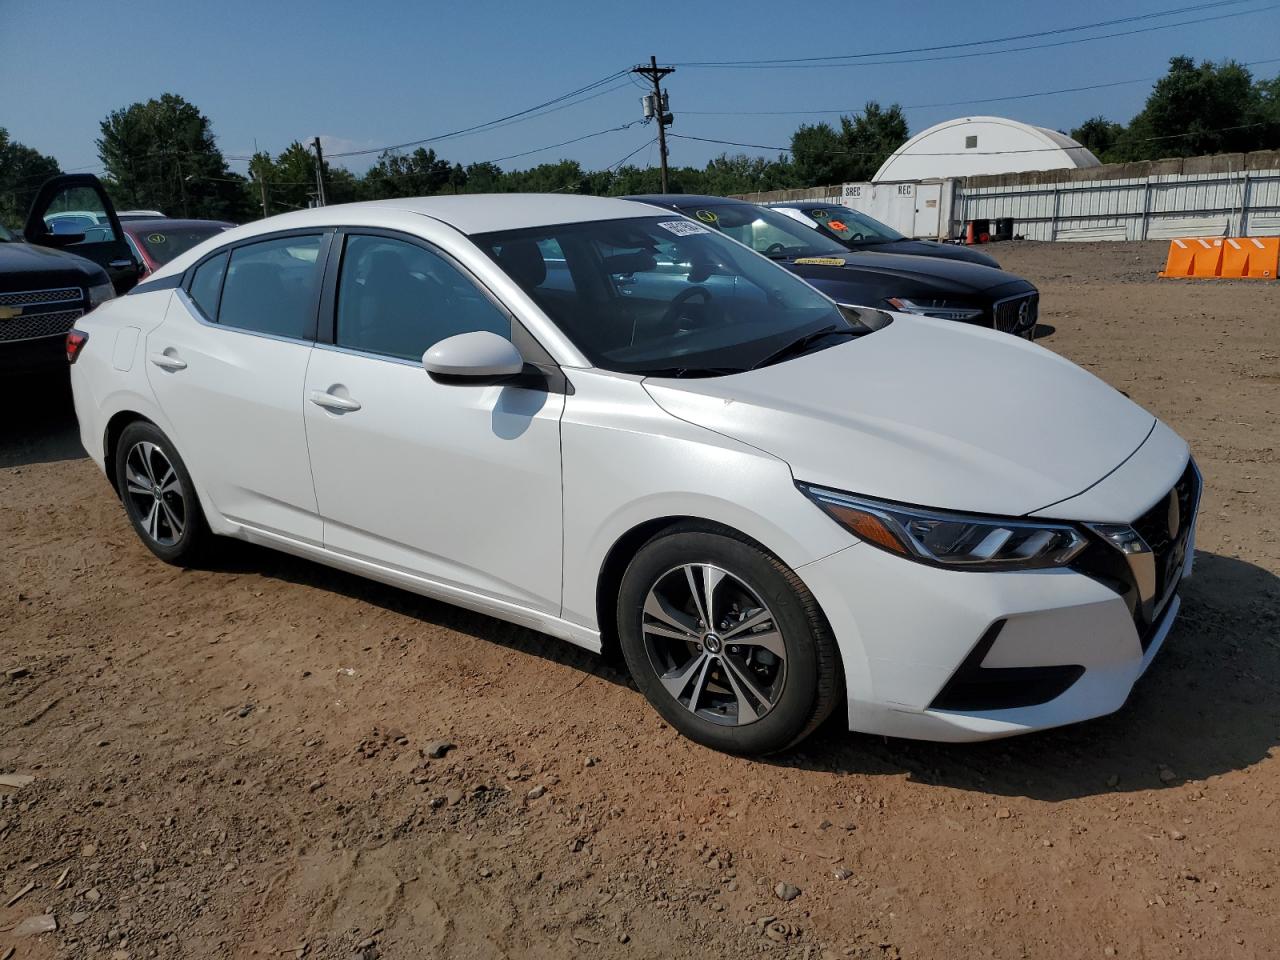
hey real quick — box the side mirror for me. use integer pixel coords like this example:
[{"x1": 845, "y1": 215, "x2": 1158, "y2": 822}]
[{"x1": 423, "y1": 331, "x2": 524, "y2": 383}]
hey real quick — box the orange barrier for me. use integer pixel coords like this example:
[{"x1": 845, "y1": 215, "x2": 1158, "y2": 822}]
[
  {"x1": 1220, "y1": 237, "x2": 1278, "y2": 279},
  {"x1": 1158, "y1": 236, "x2": 1278, "y2": 279}
]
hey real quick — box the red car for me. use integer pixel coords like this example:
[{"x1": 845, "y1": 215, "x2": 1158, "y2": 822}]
[{"x1": 120, "y1": 218, "x2": 233, "y2": 278}]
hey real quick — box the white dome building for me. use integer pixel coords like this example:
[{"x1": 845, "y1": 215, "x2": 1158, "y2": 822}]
[{"x1": 873, "y1": 116, "x2": 1100, "y2": 182}]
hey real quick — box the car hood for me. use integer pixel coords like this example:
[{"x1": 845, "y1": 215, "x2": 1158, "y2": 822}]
[
  {"x1": 865, "y1": 238, "x2": 1000, "y2": 268},
  {"x1": 642, "y1": 316, "x2": 1156, "y2": 518},
  {"x1": 782, "y1": 250, "x2": 1027, "y2": 297},
  {"x1": 0, "y1": 240, "x2": 107, "y2": 290}
]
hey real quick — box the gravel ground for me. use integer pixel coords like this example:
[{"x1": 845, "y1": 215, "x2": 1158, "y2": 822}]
[{"x1": 2, "y1": 240, "x2": 1278, "y2": 960}]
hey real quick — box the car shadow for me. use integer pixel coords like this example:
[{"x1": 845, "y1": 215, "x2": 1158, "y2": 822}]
[
  {"x1": 205, "y1": 539, "x2": 1277, "y2": 800},
  {"x1": 0, "y1": 372, "x2": 88, "y2": 468},
  {"x1": 1032, "y1": 322, "x2": 1056, "y2": 339},
  {"x1": 779, "y1": 550, "x2": 1280, "y2": 799}
]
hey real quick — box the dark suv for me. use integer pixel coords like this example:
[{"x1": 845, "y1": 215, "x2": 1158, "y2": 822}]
[
  {"x1": 1, "y1": 175, "x2": 141, "y2": 376},
  {"x1": 626, "y1": 195, "x2": 1038, "y2": 339}
]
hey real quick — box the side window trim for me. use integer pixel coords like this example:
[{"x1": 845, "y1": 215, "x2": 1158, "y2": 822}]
[{"x1": 181, "y1": 228, "x2": 333, "y2": 344}]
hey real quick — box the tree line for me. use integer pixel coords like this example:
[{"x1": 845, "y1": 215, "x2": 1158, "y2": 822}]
[{"x1": 2, "y1": 57, "x2": 1277, "y2": 229}]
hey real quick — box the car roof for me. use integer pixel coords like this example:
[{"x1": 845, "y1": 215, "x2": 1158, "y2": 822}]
[
  {"x1": 224, "y1": 194, "x2": 670, "y2": 239},
  {"x1": 624, "y1": 194, "x2": 753, "y2": 209},
  {"x1": 768, "y1": 201, "x2": 841, "y2": 209}
]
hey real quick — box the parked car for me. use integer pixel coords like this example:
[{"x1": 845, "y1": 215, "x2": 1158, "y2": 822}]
[
  {"x1": 69, "y1": 194, "x2": 1198, "y2": 755},
  {"x1": 767, "y1": 201, "x2": 1001, "y2": 268},
  {"x1": 626, "y1": 195, "x2": 1037, "y2": 338},
  {"x1": 122, "y1": 218, "x2": 234, "y2": 278},
  {"x1": 1, "y1": 175, "x2": 141, "y2": 376}
]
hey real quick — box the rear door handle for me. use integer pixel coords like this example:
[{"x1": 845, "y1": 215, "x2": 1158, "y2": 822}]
[
  {"x1": 149, "y1": 352, "x2": 187, "y2": 371},
  {"x1": 309, "y1": 390, "x2": 361, "y2": 412},
  {"x1": 109, "y1": 259, "x2": 134, "y2": 269}
]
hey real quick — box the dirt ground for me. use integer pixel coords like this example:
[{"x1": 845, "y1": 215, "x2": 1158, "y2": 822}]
[{"x1": 2, "y1": 240, "x2": 1278, "y2": 960}]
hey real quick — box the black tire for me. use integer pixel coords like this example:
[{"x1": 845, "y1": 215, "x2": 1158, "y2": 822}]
[
  {"x1": 617, "y1": 524, "x2": 841, "y2": 755},
  {"x1": 113, "y1": 420, "x2": 210, "y2": 565}
]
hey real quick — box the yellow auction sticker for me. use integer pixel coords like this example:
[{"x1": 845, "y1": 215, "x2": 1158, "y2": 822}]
[
  {"x1": 793, "y1": 257, "x2": 845, "y2": 266},
  {"x1": 695, "y1": 209, "x2": 718, "y2": 223}
]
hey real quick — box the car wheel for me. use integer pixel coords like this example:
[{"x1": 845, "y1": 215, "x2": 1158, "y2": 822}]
[
  {"x1": 617, "y1": 525, "x2": 840, "y2": 755},
  {"x1": 114, "y1": 421, "x2": 209, "y2": 565}
]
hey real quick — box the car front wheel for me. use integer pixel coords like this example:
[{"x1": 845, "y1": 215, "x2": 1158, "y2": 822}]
[{"x1": 617, "y1": 525, "x2": 841, "y2": 755}]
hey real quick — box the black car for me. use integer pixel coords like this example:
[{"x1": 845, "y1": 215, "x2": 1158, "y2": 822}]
[
  {"x1": 767, "y1": 201, "x2": 1002, "y2": 268},
  {"x1": 0, "y1": 175, "x2": 141, "y2": 376},
  {"x1": 625, "y1": 195, "x2": 1037, "y2": 339}
]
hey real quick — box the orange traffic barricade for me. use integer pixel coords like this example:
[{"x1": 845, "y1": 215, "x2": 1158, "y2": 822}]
[{"x1": 1159, "y1": 236, "x2": 1278, "y2": 279}]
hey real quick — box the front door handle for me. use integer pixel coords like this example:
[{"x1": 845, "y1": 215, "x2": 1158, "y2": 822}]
[
  {"x1": 149, "y1": 352, "x2": 187, "y2": 371},
  {"x1": 309, "y1": 390, "x2": 361, "y2": 412},
  {"x1": 109, "y1": 258, "x2": 134, "y2": 269}
]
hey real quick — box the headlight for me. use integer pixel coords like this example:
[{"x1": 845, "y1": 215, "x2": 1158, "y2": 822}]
[
  {"x1": 799, "y1": 484, "x2": 1087, "y2": 570},
  {"x1": 886, "y1": 297, "x2": 983, "y2": 321},
  {"x1": 88, "y1": 282, "x2": 115, "y2": 308}
]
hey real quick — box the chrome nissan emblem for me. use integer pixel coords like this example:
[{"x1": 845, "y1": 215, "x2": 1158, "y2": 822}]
[{"x1": 702, "y1": 632, "x2": 723, "y2": 654}]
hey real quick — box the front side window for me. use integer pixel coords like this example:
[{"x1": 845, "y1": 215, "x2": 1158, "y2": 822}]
[
  {"x1": 218, "y1": 234, "x2": 324, "y2": 339},
  {"x1": 336, "y1": 234, "x2": 509, "y2": 362},
  {"x1": 802, "y1": 205, "x2": 904, "y2": 245},
  {"x1": 40, "y1": 185, "x2": 118, "y2": 246},
  {"x1": 477, "y1": 216, "x2": 854, "y2": 375}
]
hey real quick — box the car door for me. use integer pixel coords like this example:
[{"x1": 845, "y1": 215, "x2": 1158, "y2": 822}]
[
  {"x1": 146, "y1": 230, "x2": 331, "y2": 544},
  {"x1": 24, "y1": 174, "x2": 142, "y2": 293},
  {"x1": 303, "y1": 229, "x2": 565, "y2": 614}
]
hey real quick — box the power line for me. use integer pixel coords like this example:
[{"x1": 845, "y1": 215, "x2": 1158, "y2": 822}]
[
  {"x1": 675, "y1": 2, "x2": 1280, "y2": 70},
  {"x1": 679, "y1": 56, "x2": 1280, "y2": 118},
  {"x1": 675, "y1": 0, "x2": 1255, "y2": 66},
  {"x1": 668, "y1": 121, "x2": 1272, "y2": 159},
  {"x1": 322, "y1": 69, "x2": 632, "y2": 159}
]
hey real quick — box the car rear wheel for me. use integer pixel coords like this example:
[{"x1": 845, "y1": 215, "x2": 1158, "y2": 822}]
[
  {"x1": 114, "y1": 421, "x2": 209, "y2": 565},
  {"x1": 617, "y1": 525, "x2": 840, "y2": 755}
]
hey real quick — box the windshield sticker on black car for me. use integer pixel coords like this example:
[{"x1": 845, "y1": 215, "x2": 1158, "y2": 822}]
[
  {"x1": 827, "y1": 220, "x2": 848, "y2": 232},
  {"x1": 147, "y1": 233, "x2": 167, "y2": 244},
  {"x1": 658, "y1": 220, "x2": 710, "y2": 237},
  {"x1": 694, "y1": 209, "x2": 718, "y2": 224},
  {"x1": 809, "y1": 208, "x2": 829, "y2": 220},
  {"x1": 793, "y1": 257, "x2": 845, "y2": 266}
]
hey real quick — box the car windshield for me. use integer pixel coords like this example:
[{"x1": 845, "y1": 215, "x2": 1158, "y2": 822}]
[
  {"x1": 0, "y1": 223, "x2": 14, "y2": 242},
  {"x1": 135, "y1": 224, "x2": 229, "y2": 265},
  {"x1": 662, "y1": 203, "x2": 849, "y2": 261},
  {"x1": 800, "y1": 205, "x2": 905, "y2": 244},
  {"x1": 477, "y1": 216, "x2": 860, "y2": 376}
]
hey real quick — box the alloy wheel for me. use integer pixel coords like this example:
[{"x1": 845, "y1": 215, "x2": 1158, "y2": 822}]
[
  {"x1": 641, "y1": 563, "x2": 786, "y2": 726},
  {"x1": 123, "y1": 441, "x2": 187, "y2": 547}
]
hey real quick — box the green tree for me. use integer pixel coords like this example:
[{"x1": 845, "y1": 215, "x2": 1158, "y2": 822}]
[
  {"x1": 790, "y1": 102, "x2": 908, "y2": 187},
  {"x1": 97, "y1": 93, "x2": 251, "y2": 221},
  {"x1": 1120, "y1": 57, "x2": 1263, "y2": 159},
  {"x1": 0, "y1": 128, "x2": 61, "y2": 229},
  {"x1": 364, "y1": 147, "x2": 456, "y2": 199},
  {"x1": 1070, "y1": 116, "x2": 1127, "y2": 162}
]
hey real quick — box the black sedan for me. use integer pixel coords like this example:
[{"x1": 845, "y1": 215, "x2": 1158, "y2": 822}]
[
  {"x1": 625, "y1": 195, "x2": 1037, "y2": 338},
  {"x1": 767, "y1": 201, "x2": 1001, "y2": 268}
]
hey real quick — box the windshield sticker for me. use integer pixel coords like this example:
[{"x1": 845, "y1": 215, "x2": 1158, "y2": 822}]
[
  {"x1": 793, "y1": 257, "x2": 846, "y2": 266},
  {"x1": 809, "y1": 209, "x2": 830, "y2": 220},
  {"x1": 147, "y1": 233, "x2": 167, "y2": 244},
  {"x1": 694, "y1": 209, "x2": 718, "y2": 224},
  {"x1": 657, "y1": 220, "x2": 710, "y2": 237},
  {"x1": 826, "y1": 220, "x2": 848, "y2": 232}
]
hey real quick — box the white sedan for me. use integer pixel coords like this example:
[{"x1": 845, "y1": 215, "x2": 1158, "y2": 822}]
[{"x1": 68, "y1": 195, "x2": 1199, "y2": 754}]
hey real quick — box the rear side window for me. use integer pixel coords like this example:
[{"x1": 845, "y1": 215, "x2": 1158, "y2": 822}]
[
  {"x1": 217, "y1": 234, "x2": 324, "y2": 340},
  {"x1": 188, "y1": 252, "x2": 228, "y2": 320}
]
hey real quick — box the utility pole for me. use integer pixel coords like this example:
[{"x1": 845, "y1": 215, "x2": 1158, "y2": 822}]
[
  {"x1": 632, "y1": 56, "x2": 675, "y2": 192},
  {"x1": 257, "y1": 170, "x2": 270, "y2": 219},
  {"x1": 311, "y1": 137, "x2": 328, "y2": 207}
]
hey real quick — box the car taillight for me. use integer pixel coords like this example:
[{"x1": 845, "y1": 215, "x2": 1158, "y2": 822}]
[{"x1": 66, "y1": 329, "x2": 89, "y2": 364}]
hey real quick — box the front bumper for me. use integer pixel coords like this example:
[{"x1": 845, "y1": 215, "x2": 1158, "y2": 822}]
[{"x1": 797, "y1": 471, "x2": 1197, "y2": 742}]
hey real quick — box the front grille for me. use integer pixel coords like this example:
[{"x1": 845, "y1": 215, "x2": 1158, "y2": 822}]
[
  {"x1": 0, "y1": 287, "x2": 82, "y2": 308},
  {"x1": 1071, "y1": 458, "x2": 1202, "y2": 650},
  {"x1": 0, "y1": 308, "x2": 85, "y2": 342},
  {"x1": 992, "y1": 292, "x2": 1038, "y2": 334}
]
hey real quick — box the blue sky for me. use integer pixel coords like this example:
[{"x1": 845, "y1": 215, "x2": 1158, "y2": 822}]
[{"x1": 3, "y1": 0, "x2": 1278, "y2": 177}]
